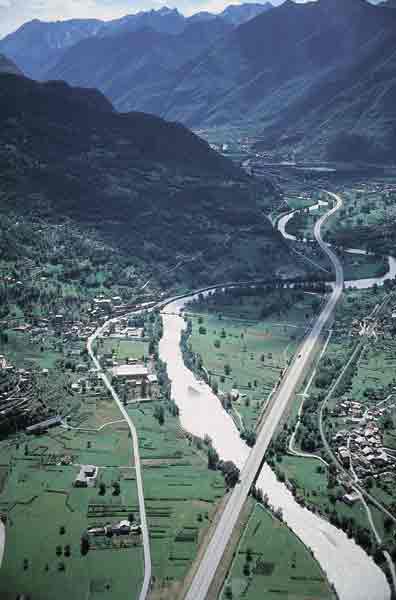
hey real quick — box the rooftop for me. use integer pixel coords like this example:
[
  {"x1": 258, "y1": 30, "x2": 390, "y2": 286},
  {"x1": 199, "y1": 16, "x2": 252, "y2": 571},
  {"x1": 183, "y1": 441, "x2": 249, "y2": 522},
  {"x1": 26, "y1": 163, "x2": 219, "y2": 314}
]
[{"x1": 111, "y1": 364, "x2": 149, "y2": 378}]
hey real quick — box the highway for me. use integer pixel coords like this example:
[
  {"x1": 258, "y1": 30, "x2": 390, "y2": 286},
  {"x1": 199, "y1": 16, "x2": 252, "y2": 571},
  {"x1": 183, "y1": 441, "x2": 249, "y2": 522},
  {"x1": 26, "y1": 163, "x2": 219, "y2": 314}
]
[
  {"x1": 87, "y1": 321, "x2": 152, "y2": 600},
  {"x1": 185, "y1": 191, "x2": 344, "y2": 600}
]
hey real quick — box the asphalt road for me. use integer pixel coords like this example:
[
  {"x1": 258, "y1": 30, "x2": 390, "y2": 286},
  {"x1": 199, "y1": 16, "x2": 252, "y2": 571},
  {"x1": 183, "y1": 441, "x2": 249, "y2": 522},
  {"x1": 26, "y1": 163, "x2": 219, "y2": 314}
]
[
  {"x1": 185, "y1": 191, "x2": 344, "y2": 600},
  {"x1": 87, "y1": 321, "x2": 152, "y2": 600}
]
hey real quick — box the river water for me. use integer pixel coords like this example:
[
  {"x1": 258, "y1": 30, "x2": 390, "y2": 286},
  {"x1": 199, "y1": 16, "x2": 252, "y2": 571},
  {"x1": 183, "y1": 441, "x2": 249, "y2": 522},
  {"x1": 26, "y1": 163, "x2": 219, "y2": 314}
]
[
  {"x1": 157, "y1": 202, "x2": 395, "y2": 599},
  {"x1": 278, "y1": 211, "x2": 396, "y2": 290},
  {"x1": 159, "y1": 293, "x2": 390, "y2": 600}
]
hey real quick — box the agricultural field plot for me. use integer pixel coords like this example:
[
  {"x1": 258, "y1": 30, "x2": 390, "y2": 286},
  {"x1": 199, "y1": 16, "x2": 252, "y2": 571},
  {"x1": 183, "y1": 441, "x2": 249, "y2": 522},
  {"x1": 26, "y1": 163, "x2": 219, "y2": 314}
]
[
  {"x1": 99, "y1": 337, "x2": 149, "y2": 362},
  {"x1": 349, "y1": 341, "x2": 396, "y2": 405},
  {"x1": 323, "y1": 184, "x2": 396, "y2": 257},
  {"x1": 222, "y1": 502, "x2": 335, "y2": 600},
  {"x1": 285, "y1": 195, "x2": 316, "y2": 210},
  {"x1": 0, "y1": 329, "x2": 64, "y2": 370},
  {"x1": 328, "y1": 187, "x2": 396, "y2": 233},
  {"x1": 186, "y1": 288, "x2": 320, "y2": 431},
  {"x1": 275, "y1": 455, "x2": 371, "y2": 534},
  {"x1": 285, "y1": 205, "x2": 328, "y2": 242},
  {"x1": 284, "y1": 198, "x2": 388, "y2": 280},
  {"x1": 129, "y1": 403, "x2": 226, "y2": 593},
  {"x1": 341, "y1": 251, "x2": 387, "y2": 281},
  {"x1": 0, "y1": 431, "x2": 142, "y2": 600}
]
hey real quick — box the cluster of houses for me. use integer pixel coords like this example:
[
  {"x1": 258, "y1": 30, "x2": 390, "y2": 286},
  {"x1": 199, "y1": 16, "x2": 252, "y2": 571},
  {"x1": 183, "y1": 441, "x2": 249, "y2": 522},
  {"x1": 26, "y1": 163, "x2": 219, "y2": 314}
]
[
  {"x1": 87, "y1": 519, "x2": 141, "y2": 537},
  {"x1": 89, "y1": 296, "x2": 156, "y2": 321},
  {"x1": 110, "y1": 360, "x2": 159, "y2": 401},
  {"x1": 333, "y1": 399, "x2": 365, "y2": 424},
  {"x1": 334, "y1": 419, "x2": 394, "y2": 480}
]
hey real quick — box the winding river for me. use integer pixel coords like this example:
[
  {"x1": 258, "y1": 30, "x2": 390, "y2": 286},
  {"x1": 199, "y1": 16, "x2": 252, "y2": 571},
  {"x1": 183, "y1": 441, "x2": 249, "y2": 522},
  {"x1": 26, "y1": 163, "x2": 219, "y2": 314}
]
[
  {"x1": 278, "y1": 210, "x2": 396, "y2": 290},
  {"x1": 158, "y1": 208, "x2": 394, "y2": 600}
]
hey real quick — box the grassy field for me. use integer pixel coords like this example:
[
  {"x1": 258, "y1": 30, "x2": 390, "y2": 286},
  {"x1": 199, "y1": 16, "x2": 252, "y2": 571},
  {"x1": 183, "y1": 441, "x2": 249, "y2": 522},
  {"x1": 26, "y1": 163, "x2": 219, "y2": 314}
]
[
  {"x1": 341, "y1": 251, "x2": 387, "y2": 280},
  {"x1": 276, "y1": 455, "x2": 370, "y2": 532},
  {"x1": 100, "y1": 337, "x2": 149, "y2": 362},
  {"x1": 128, "y1": 402, "x2": 225, "y2": 592},
  {"x1": 221, "y1": 501, "x2": 335, "y2": 600},
  {"x1": 0, "y1": 323, "x2": 227, "y2": 599},
  {"x1": 0, "y1": 423, "x2": 143, "y2": 600},
  {"x1": 187, "y1": 289, "x2": 319, "y2": 431}
]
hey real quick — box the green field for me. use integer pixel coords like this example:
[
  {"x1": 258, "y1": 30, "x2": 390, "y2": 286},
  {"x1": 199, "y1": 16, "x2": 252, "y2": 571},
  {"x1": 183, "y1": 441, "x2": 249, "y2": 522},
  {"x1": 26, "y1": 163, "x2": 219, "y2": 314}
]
[
  {"x1": 0, "y1": 427, "x2": 142, "y2": 600},
  {"x1": 100, "y1": 338, "x2": 149, "y2": 362},
  {"x1": 129, "y1": 403, "x2": 226, "y2": 590},
  {"x1": 187, "y1": 289, "x2": 319, "y2": 431},
  {"x1": 222, "y1": 502, "x2": 335, "y2": 600}
]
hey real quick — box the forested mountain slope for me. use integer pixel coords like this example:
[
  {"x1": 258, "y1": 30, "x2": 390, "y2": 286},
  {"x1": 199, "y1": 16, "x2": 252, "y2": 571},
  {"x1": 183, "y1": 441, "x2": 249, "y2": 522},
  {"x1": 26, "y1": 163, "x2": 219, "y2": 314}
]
[{"x1": 0, "y1": 73, "x2": 292, "y2": 287}]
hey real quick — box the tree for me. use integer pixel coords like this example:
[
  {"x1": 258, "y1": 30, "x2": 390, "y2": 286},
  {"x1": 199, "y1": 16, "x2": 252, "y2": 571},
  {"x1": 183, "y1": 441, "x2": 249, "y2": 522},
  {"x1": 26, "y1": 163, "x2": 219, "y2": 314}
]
[
  {"x1": 99, "y1": 482, "x2": 106, "y2": 496},
  {"x1": 154, "y1": 404, "x2": 165, "y2": 426},
  {"x1": 113, "y1": 481, "x2": 121, "y2": 496},
  {"x1": 221, "y1": 461, "x2": 240, "y2": 488},
  {"x1": 59, "y1": 525, "x2": 66, "y2": 535},
  {"x1": 81, "y1": 532, "x2": 90, "y2": 556},
  {"x1": 225, "y1": 585, "x2": 233, "y2": 599},
  {"x1": 384, "y1": 516, "x2": 393, "y2": 533},
  {"x1": 208, "y1": 446, "x2": 219, "y2": 470}
]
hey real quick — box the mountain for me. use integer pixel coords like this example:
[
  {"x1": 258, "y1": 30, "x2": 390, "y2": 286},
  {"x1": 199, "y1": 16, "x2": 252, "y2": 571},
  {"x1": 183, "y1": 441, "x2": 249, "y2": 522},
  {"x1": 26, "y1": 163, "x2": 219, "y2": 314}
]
[
  {"x1": 0, "y1": 19, "x2": 103, "y2": 79},
  {"x1": 156, "y1": 0, "x2": 396, "y2": 162},
  {"x1": 0, "y1": 73, "x2": 291, "y2": 286},
  {"x1": 220, "y1": 2, "x2": 272, "y2": 25},
  {"x1": 99, "y1": 7, "x2": 186, "y2": 36},
  {"x1": 45, "y1": 19, "x2": 232, "y2": 114},
  {"x1": 0, "y1": 53, "x2": 22, "y2": 75},
  {"x1": 0, "y1": 4, "x2": 270, "y2": 81}
]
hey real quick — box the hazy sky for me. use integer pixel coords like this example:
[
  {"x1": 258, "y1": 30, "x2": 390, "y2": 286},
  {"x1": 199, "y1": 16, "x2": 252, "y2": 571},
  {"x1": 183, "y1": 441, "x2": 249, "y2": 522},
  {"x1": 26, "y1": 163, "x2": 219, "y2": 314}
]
[{"x1": 0, "y1": 0, "x2": 380, "y2": 39}]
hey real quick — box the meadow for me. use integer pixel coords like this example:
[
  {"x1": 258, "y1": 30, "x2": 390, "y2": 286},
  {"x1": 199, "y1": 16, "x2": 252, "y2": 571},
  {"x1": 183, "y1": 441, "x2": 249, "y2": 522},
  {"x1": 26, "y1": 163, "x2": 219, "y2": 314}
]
[
  {"x1": 221, "y1": 501, "x2": 335, "y2": 600},
  {"x1": 187, "y1": 288, "x2": 319, "y2": 431}
]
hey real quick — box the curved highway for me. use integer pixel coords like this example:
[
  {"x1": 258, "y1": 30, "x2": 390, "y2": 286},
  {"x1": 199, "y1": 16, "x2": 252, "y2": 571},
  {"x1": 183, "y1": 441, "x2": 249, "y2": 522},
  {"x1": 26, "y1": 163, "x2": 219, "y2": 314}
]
[{"x1": 185, "y1": 191, "x2": 344, "y2": 600}]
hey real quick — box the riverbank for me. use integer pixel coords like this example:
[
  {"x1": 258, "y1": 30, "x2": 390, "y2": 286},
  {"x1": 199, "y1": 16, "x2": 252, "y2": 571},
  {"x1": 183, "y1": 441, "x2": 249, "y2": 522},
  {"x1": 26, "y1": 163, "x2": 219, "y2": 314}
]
[{"x1": 159, "y1": 295, "x2": 390, "y2": 600}]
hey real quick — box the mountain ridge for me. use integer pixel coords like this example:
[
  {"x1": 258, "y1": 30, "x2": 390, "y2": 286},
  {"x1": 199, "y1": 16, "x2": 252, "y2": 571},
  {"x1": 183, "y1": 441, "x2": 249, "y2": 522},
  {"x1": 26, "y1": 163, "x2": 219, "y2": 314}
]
[
  {"x1": 0, "y1": 72, "x2": 292, "y2": 286},
  {"x1": 0, "y1": 3, "x2": 272, "y2": 79}
]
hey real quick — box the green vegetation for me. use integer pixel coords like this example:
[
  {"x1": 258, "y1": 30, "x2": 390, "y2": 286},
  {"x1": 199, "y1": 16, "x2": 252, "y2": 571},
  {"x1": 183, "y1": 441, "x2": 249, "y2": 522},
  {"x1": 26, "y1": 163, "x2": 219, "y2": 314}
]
[
  {"x1": 0, "y1": 303, "x2": 227, "y2": 599},
  {"x1": 128, "y1": 403, "x2": 225, "y2": 590},
  {"x1": 0, "y1": 410, "x2": 143, "y2": 600},
  {"x1": 185, "y1": 287, "x2": 321, "y2": 432},
  {"x1": 325, "y1": 184, "x2": 396, "y2": 258},
  {"x1": 222, "y1": 501, "x2": 335, "y2": 600},
  {"x1": 271, "y1": 283, "x2": 396, "y2": 574}
]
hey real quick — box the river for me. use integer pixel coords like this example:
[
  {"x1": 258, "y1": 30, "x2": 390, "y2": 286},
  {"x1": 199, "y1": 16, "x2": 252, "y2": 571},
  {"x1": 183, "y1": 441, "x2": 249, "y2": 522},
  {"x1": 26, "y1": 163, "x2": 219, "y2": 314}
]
[
  {"x1": 159, "y1": 294, "x2": 390, "y2": 600},
  {"x1": 278, "y1": 210, "x2": 396, "y2": 290}
]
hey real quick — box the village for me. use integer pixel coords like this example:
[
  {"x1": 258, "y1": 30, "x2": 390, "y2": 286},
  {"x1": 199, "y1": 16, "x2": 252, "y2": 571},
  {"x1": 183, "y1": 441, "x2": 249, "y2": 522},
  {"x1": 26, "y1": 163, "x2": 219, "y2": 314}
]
[{"x1": 0, "y1": 290, "x2": 162, "y2": 437}]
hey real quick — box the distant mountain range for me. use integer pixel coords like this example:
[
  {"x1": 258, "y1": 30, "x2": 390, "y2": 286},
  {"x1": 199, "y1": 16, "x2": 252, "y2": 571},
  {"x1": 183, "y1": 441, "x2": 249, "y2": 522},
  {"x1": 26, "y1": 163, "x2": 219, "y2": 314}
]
[
  {"x1": 153, "y1": 0, "x2": 395, "y2": 163},
  {"x1": 0, "y1": 72, "x2": 290, "y2": 285},
  {"x1": 0, "y1": 4, "x2": 272, "y2": 80},
  {"x1": 2, "y1": 0, "x2": 395, "y2": 163}
]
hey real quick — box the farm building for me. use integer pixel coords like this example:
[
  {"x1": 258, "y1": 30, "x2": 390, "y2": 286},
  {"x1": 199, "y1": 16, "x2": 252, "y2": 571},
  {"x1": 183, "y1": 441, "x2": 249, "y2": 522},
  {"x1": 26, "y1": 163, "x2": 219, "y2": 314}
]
[
  {"x1": 26, "y1": 415, "x2": 62, "y2": 435},
  {"x1": 74, "y1": 465, "x2": 98, "y2": 488}
]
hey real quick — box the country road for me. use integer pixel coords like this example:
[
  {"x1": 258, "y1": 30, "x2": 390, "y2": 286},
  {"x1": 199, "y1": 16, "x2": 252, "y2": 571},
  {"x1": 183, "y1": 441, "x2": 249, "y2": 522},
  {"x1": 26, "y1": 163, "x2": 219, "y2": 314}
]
[
  {"x1": 87, "y1": 322, "x2": 152, "y2": 600},
  {"x1": 184, "y1": 191, "x2": 345, "y2": 600}
]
